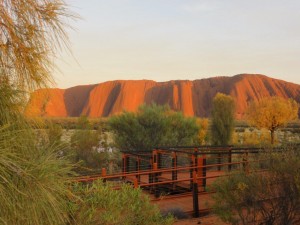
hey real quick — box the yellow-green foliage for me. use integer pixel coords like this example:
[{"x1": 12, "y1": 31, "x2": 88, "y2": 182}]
[
  {"x1": 232, "y1": 128, "x2": 273, "y2": 146},
  {"x1": 28, "y1": 117, "x2": 107, "y2": 130},
  {"x1": 71, "y1": 181, "x2": 174, "y2": 225},
  {"x1": 0, "y1": 126, "x2": 74, "y2": 225},
  {"x1": 0, "y1": 1, "x2": 78, "y2": 223},
  {"x1": 211, "y1": 93, "x2": 236, "y2": 145},
  {"x1": 0, "y1": 0, "x2": 76, "y2": 90},
  {"x1": 48, "y1": 122, "x2": 64, "y2": 145},
  {"x1": 197, "y1": 118, "x2": 209, "y2": 145},
  {"x1": 0, "y1": 83, "x2": 25, "y2": 126},
  {"x1": 70, "y1": 116, "x2": 107, "y2": 171},
  {"x1": 246, "y1": 97, "x2": 298, "y2": 144}
]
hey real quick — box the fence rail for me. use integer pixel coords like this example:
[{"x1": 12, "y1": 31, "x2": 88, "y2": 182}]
[{"x1": 74, "y1": 146, "x2": 283, "y2": 218}]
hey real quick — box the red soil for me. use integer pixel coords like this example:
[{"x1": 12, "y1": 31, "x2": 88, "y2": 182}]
[{"x1": 173, "y1": 216, "x2": 227, "y2": 225}]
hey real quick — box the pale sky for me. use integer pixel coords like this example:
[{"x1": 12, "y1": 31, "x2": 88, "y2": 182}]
[{"x1": 54, "y1": 0, "x2": 300, "y2": 88}]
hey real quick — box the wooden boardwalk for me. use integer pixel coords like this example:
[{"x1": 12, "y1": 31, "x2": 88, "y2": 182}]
[{"x1": 75, "y1": 146, "x2": 271, "y2": 218}]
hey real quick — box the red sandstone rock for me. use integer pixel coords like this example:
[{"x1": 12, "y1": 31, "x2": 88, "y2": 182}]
[{"x1": 25, "y1": 74, "x2": 300, "y2": 118}]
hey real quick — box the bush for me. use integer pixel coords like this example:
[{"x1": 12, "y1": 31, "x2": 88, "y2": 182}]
[
  {"x1": 47, "y1": 122, "x2": 63, "y2": 145},
  {"x1": 232, "y1": 129, "x2": 272, "y2": 147},
  {"x1": 212, "y1": 147, "x2": 300, "y2": 225},
  {"x1": 71, "y1": 180, "x2": 174, "y2": 225},
  {"x1": 70, "y1": 116, "x2": 111, "y2": 173},
  {"x1": 108, "y1": 104, "x2": 200, "y2": 152}
]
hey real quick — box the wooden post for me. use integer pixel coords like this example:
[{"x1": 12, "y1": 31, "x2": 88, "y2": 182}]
[
  {"x1": 122, "y1": 153, "x2": 125, "y2": 173},
  {"x1": 135, "y1": 156, "x2": 139, "y2": 172},
  {"x1": 122, "y1": 153, "x2": 126, "y2": 179},
  {"x1": 126, "y1": 156, "x2": 130, "y2": 173},
  {"x1": 192, "y1": 171, "x2": 200, "y2": 218},
  {"x1": 172, "y1": 151, "x2": 177, "y2": 191},
  {"x1": 153, "y1": 149, "x2": 158, "y2": 164},
  {"x1": 133, "y1": 178, "x2": 138, "y2": 188},
  {"x1": 153, "y1": 162, "x2": 159, "y2": 198},
  {"x1": 148, "y1": 159, "x2": 153, "y2": 184},
  {"x1": 202, "y1": 155, "x2": 207, "y2": 188},
  {"x1": 153, "y1": 162, "x2": 158, "y2": 171},
  {"x1": 218, "y1": 152, "x2": 221, "y2": 171},
  {"x1": 136, "y1": 156, "x2": 141, "y2": 183},
  {"x1": 243, "y1": 151, "x2": 249, "y2": 174},
  {"x1": 157, "y1": 151, "x2": 162, "y2": 169},
  {"x1": 172, "y1": 152, "x2": 177, "y2": 179},
  {"x1": 190, "y1": 154, "x2": 195, "y2": 189},
  {"x1": 228, "y1": 149, "x2": 232, "y2": 172}
]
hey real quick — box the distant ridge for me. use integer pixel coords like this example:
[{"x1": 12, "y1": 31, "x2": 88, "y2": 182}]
[{"x1": 25, "y1": 74, "x2": 300, "y2": 118}]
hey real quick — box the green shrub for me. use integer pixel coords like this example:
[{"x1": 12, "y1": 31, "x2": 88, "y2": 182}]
[
  {"x1": 212, "y1": 147, "x2": 300, "y2": 225},
  {"x1": 47, "y1": 122, "x2": 63, "y2": 145},
  {"x1": 108, "y1": 104, "x2": 200, "y2": 152},
  {"x1": 71, "y1": 181, "x2": 174, "y2": 225},
  {"x1": 70, "y1": 116, "x2": 118, "y2": 173}
]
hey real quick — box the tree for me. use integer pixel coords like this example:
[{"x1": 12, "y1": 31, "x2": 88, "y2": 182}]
[
  {"x1": 108, "y1": 104, "x2": 200, "y2": 152},
  {"x1": 0, "y1": 1, "x2": 76, "y2": 224},
  {"x1": 0, "y1": 0, "x2": 75, "y2": 91},
  {"x1": 210, "y1": 93, "x2": 235, "y2": 145},
  {"x1": 246, "y1": 97, "x2": 298, "y2": 144}
]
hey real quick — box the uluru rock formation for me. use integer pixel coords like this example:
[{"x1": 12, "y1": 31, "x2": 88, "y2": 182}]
[{"x1": 25, "y1": 74, "x2": 300, "y2": 118}]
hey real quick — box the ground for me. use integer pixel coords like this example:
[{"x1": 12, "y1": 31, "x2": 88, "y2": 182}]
[{"x1": 174, "y1": 215, "x2": 227, "y2": 225}]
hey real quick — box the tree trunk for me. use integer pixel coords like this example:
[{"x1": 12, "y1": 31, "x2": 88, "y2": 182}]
[{"x1": 270, "y1": 129, "x2": 275, "y2": 145}]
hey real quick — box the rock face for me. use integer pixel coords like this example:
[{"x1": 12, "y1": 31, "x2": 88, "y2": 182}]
[{"x1": 25, "y1": 74, "x2": 300, "y2": 118}]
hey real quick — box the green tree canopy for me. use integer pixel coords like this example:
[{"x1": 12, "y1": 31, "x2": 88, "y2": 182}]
[
  {"x1": 246, "y1": 96, "x2": 299, "y2": 144},
  {"x1": 210, "y1": 93, "x2": 236, "y2": 145},
  {"x1": 108, "y1": 104, "x2": 200, "y2": 151}
]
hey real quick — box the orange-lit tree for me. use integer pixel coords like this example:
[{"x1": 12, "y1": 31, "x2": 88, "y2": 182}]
[{"x1": 246, "y1": 97, "x2": 298, "y2": 144}]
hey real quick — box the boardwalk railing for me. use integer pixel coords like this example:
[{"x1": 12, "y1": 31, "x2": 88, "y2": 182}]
[{"x1": 74, "y1": 146, "x2": 281, "y2": 218}]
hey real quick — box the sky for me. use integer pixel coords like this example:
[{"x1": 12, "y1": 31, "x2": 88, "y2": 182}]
[{"x1": 54, "y1": 0, "x2": 300, "y2": 88}]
